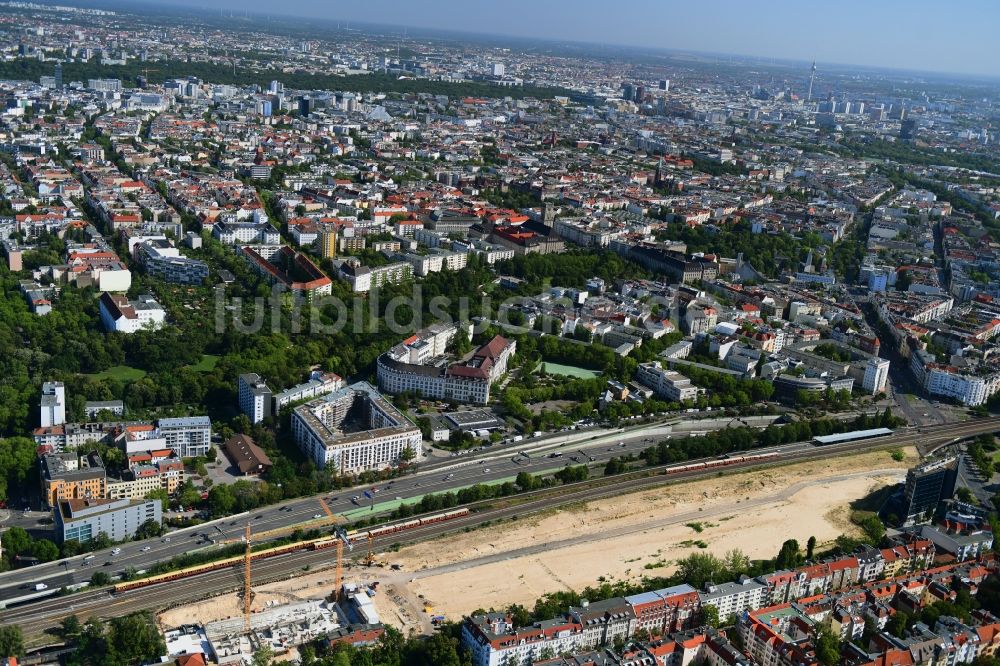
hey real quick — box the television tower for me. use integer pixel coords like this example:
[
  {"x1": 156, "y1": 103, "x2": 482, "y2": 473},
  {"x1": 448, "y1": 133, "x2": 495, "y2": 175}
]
[{"x1": 807, "y1": 60, "x2": 816, "y2": 102}]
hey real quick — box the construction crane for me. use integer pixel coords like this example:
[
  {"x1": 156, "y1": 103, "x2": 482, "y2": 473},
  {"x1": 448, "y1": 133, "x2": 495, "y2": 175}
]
[
  {"x1": 243, "y1": 523, "x2": 252, "y2": 632},
  {"x1": 364, "y1": 533, "x2": 376, "y2": 567},
  {"x1": 333, "y1": 528, "x2": 353, "y2": 601}
]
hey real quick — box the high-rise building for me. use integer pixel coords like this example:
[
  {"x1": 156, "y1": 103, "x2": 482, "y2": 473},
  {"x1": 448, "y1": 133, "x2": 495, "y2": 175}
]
[
  {"x1": 900, "y1": 118, "x2": 918, "y2": 141},
  {"x1": 901, "y1": 457, "x2": 958, "y2": 526},
  {"x1": 40, "y1": 381, "x2": 66, "y2": 428},
  {"x1": 862, "y1": 357, "x2": 890, "y2": 395},
  {"x1": 320, "y1": 227, "x2": 337, "y2": 259},
  {"x1": 238, "y1": 373, "x2": 273, "y2": 424},
  {"x1": 622, "y1": 83, "x2": 635, "y2": 102},
  {"x1": 299, "y1": 96, "x2": 312, "y2": 117},
  {"x1": 659, "y1": 79, "x2": 670, "y2": 92},
  {"x1": 492, "y1": 63, "x2": 505, "y2": 77},
  {"x1": 54, "y1": 62, "x2": 62, "y2": 89}
]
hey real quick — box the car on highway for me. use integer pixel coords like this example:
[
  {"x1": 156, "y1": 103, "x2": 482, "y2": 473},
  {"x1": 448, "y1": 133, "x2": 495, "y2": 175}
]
[
  {"x1": 313, "y1": 514, "x2": 322, "y2": 519},
  {"x1": 483, "y1": 468, "x2": 491, "y2": 473},
  {"x1": 141, "y1": 546, "x2": 150, "y2": 552},
  {"x1": 352, "y1": 496, "x2": 361, "y2": 504},
  {"x1": 111, "y1": 547, "x2": 121, "y2": 555}
]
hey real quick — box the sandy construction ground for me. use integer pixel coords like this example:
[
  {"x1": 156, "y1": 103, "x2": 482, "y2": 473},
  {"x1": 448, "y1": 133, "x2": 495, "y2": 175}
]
[{"x1": 159, "y1": 447, "x2": 916, "y2": 632}]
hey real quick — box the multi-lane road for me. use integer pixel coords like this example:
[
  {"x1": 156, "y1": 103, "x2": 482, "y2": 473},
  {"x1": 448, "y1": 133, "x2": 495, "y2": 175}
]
[
  {"x1": 0, "y1": 418, "x2": 681, "y2": 606},
  {"x1": 2, "y1": 416, "x2": 998, "y2": 637}
]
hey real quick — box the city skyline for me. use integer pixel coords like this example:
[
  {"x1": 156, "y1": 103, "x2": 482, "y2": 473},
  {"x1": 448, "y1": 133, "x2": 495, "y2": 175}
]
[{"x1": 150, "y1": 0, "x2": 1000, "y2": 79}]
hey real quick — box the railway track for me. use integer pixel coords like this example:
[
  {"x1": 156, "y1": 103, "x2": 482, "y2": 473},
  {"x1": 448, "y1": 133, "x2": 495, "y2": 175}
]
[{"x1": 5, "y1": 418, "x2": 996, "y2": 639}]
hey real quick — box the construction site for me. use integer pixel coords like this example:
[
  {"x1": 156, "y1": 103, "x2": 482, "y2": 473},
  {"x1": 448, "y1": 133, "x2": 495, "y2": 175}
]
[
  {"x1": 162, "y1": 525, "x2": 387, "y2": 664},
  {"x1": 158, "y1": 446, "x2": 917, "y2": 662}
]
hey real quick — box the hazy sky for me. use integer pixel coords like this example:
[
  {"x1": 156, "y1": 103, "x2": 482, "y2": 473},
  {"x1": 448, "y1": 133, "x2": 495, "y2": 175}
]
[{"x1": 155, "y1": 0, "x2": 999, "y2": 78}]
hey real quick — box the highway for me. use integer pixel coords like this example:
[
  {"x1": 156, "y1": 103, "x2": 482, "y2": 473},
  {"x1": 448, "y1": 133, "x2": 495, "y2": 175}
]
[
  {"x1": 2, "y1": 416, "x2": 999, "y2": 639},
  {"x1": 0, "y1": 418, "x2": 682, "y2": 606}
]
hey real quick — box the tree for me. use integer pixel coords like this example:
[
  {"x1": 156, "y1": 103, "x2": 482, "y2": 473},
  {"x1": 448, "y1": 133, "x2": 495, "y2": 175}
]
[
  {"x1": 858, "y1": 515, "x2": 885, "y2": 545},
  {"x1": 31, "y1": 538, "x2": 60, "y2": 563},
  {"x1": 90, "y1": 571, "x2": 111, "y2": 586},
  {"x1": 60, "y1": 614, "x2": 82, "y2": 639},
  {"x1": 806, "y1": 536, "x2": 817, "y2": 561},
  {"x1": 252, "y1": 645, "x2": 274, "y2": 666},
  {"x1": 0, "y1": 626, "x2": 23, "y2": 658},
  {"x1": 135, "y1": 518, "x2": 164, "y2": 540},
  {"x1": 815, "y1": 623, "x2": 841, "y2": 666},
  {"x1": 702, "y1": 604, "x2": 720, "y2": 628},
  {"x1": 208, "y1": 483, "x2": 236, "y2": 516},
  {"x1": 106, "y1": 611, "x2": 166, "y2": 665},
  {"x1": 400, "y1": 446, "x2": 417, "y2": 464},
  {"x1": 886, "y1": 611, "x2": 910, "y2": 638},
  {"x1": 1, "y1": 526, "x2": 32, "y2": 561},
  {"x1": 775, "y1": 539, "x2": 801, "y2": 569}
]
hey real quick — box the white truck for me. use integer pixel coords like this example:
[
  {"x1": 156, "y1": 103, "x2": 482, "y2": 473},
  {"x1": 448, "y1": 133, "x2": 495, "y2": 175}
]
[{"x1": 34, "y1": 583, "x2": 47, "y2": 591}]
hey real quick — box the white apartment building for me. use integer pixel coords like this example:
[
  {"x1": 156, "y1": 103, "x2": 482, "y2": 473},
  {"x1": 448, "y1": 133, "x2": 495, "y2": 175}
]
[
  {"x1": 635, "y1": 362, "x2": 699, "y2": 402},
  {"x1": 377, "y1": 330, "x2": 515, "y2": 406},
  {"x1": 403, "y1": 250, "x2": 468, "y2": 277},
  {"x1": 238, "y1": 373, "x2": 273, "y2": 424},
  {"x1": 272, "y1": 371, "x2": 346, "y2": 412},
  {"x1": 924, "y1": 367, "x2": 1000, "y2": 406},
  {"x1": 341, "y1": 261, "x2": 413, "y2": 293},
  {"x1": 862, "y1": 357, "x2": 891, "y2": 395},
  {"x1": 291, "y1": 382, "x2": 421, "y2": 473},
  {"x1": 40, "y1": 381, "x2": 66, "y2": 428},
  {"x1": 156, "y1": 416, "x2": 212, "y2": 458},
  {"x1": 212, "y1": 220, "x2": 280, "y2": 245},
  {"x1": 98, "y1": 292, "x2": 166, "y2": 334},
  {"x1": 699, "y1": 578, "x2": 768, "y2": 620}
]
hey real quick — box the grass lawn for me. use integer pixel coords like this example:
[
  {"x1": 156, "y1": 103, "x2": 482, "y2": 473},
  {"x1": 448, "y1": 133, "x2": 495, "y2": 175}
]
[
  {"x1": 188, "y1": 354, "x2": 220, "y2": 373},
  {"x1": 538, "y1": 362, "x2": 601, "y2": 379},
  {"x1": 86, "y1": 365, "x2": 147, "y2": 381}
]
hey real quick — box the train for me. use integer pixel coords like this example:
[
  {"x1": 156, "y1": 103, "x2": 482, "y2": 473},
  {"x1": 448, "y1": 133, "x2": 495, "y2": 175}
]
[
  {"x1": 660, "y1": 451, "x2": 780, "y2": 475},
  {"x1": 112, "y1": 508, "x2": 472, "y2": 594}
]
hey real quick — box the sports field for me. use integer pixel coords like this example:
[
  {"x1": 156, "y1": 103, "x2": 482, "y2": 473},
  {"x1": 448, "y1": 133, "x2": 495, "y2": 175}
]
[{"x1": 538, "y1": 362, "x2": 600, "y2": 379}]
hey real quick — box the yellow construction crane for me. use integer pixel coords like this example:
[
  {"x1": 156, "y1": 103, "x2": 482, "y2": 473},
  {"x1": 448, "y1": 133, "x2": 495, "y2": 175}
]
[
  {"x1": 332, "y1": 528, "x2": 353, "y2": 601},
  {"x1": 243, "y1": 523, "x2": 252, "y2": 632},
  {"x1": 333, "y1": 539, "x2": 343, "y2": 601},
  {"x1": 364, "y1": 534, "x2": 376, "y2": 567}
]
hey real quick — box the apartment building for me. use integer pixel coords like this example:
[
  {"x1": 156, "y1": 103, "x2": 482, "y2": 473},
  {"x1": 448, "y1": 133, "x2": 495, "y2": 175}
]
[
  {"x1": 156, "y1": 416, "x2": 212, "y2": 458},
  {"x1": 272, "y1": 370, "x2": 346, "y2": 412},
  {"x1": 862, "y1": 357, "x2": 891, "y2": 395},
  {"x1": 635, "y1": 361, "x2": 699, "y2": 402},
  {"x1": 106, "y1": 458, "x2": 184, "y2": 500},
  {"x1": 377, "y1": 332, "x2": 515, "y2": 405},
  {"x1": 98, "y1": 292, "x2": 166, "y2": 334},
  {"x1": 40, "y1": 380, "x2": 66, "y2": 428},
  {"x1": 625, "y1": 584, "x2": 700, "y2": 635},
  {"x1": 54, "y1": 496, "x2": 162, "y2": 544},
  {"x1": 700, "y1": 577, "x2": 768, "y2": 620},
  {"x1": 238, "y1": 373, "x2": 273, "y2": 424},
  {"x1": 212, "y1": 219, "x2": 280, "y2": 245},
  {"x1": 41, "y1": 451, "x2": 107, "y2": 509},
  {"x1": 340, "y1": 260, "x2": 413, "y2": 293},
  {"x1": 462, "y1": 612, "x2": 590, "y2": 666},
  {"x1": 136, "y1": 240, "x2": 209, "y2": 285},
  {"x1": 291, "y1": 381, "x2": 421, "y2": 473}
]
